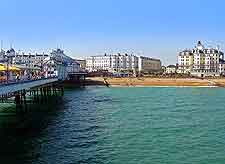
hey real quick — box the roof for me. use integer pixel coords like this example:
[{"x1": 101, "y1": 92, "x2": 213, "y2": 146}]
[
  {"x1": 219, "y1": 58, "x2": 225, "y2": 64},
  {"x1": 167, "y1": 65, "x2": 176, "y2": 68},
  {"x1": 197, "y1": 41, "x2": 203, "y2": 46},
  {"x1": 139, "y1": 56, "x2": 161, "y2": 61},
  {"x1": 76, "y1": 59, "x2": 85, "y2": 61},
  {"x1": 14, "y1": 64, "x2": 41, "y2": 70},
  {"x1": 68, "y1": 72, "x2": 87, "y2": 75}
]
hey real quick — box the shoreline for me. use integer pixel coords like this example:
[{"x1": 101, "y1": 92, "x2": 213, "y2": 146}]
[
  {"x1": 108, "y1": 85, "x2": 218, "y2": 88},
  {"x1": 86, "y1": 77, "x2": 225, "y2": 87},
  {"x1": 85, "y1": 84, "x2": 218, "y2": 88}
]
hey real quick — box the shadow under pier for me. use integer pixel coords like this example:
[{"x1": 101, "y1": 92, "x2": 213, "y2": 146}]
[{"x1": 0, "y1": 94, "x2": 67, "y2": 164}]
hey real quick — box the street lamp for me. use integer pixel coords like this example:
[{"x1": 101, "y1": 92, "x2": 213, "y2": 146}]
[{"x1": 6, "y1": 56, "x2": 9, "y2": 83}]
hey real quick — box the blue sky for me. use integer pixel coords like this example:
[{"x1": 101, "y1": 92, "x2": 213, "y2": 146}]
[{"x1": 0, "y1": 0, "x2": 225, "y2": 65}]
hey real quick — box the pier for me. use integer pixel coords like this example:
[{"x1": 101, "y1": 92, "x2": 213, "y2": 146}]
[
  {"x1": 0, "y1": 78, "x2": 64, "y2": 112},
  {"x1": 0, "y1": 48, "x2": 87, "y2": 113}
]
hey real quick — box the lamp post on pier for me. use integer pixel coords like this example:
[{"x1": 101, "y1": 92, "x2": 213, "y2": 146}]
[{"x1": 6, "y1": 56, "x2": 9, "y2": 83}]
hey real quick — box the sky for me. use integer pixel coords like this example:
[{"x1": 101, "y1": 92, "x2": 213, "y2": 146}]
[{"x1": 0, "y1": 0, "x2": 225, "y2": 65}]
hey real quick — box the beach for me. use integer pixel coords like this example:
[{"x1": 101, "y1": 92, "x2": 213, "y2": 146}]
[{"x1": 86, "y1": 77, "x2": 225, "y2": 87}]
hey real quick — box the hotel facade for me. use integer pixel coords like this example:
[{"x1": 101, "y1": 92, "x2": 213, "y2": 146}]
[
  {"x1": 138, "y1": 56, "x2": 161, "y2": 73},
  {"x1": 177, "y1": 41, "x2": 225, "y2": 77},
  {"x1": 0, "y1": 48, "x2": 49, "y2": 67},
  {"x1": 13, "y1": 51, "x2": 49, "y2": 67},
  {"x1": 86, "y1": 53, "x2": 161, "y2": 74},
  {"x1": 86, "y1": 54, "x2": 138, "y2": 73}
]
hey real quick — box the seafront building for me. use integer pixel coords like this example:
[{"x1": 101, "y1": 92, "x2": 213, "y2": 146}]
[
  {"x1": 0, "y1": 49, "x2": 6, "y2": 63},
  {"x1": 86, "y1": 53, "x2": 161, "y2": 74},
  {"x1": 13, "y1": 51, "x2": 49, "y2": 67},
  {"x1": 76, "y1": 59, "x2": 86, "y2": 70},
  {"x1": 86, "y1": 53, "x2": 138, "y2": 73},
  {"x1": 0, "y1": 48, "x2": 49, "y2": 67},
  {"x1": 177, "y1": 41, "x2": 225, "y2": 77},
  {"x1": 165, "y1": 65, "x2": 177, "y2": 74},
  {"x1": 0, "y1": 47, "x2": 82, "y2": 80},
  {"x1": 138, "y1": 56, "x2": 161, "y2": 74}
]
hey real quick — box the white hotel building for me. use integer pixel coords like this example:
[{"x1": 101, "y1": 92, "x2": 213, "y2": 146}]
[
  {"x1": 86, "y1": 53, "x2": 161, "y2": 74},
  {"x1": 0, "y1": 48, "x2": 49, "y2": 67},
  {"x1": 86, "y1": 54, "x2": 138, "y2": 72},
  {"x1": 177, "y1": 41, "x2": 225, "y2": 77},
  {"x1": 13, "y1": 51, "x2": 49, "y2": 67}
]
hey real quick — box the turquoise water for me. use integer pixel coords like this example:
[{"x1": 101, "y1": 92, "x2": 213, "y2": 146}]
[{"x1": 1, "y1": 86, "x2": 225, "y2": 163}]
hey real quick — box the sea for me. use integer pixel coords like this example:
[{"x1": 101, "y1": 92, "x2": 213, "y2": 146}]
[{"x1": 0, "y1": 86, "x2": 225, "y2": 164}]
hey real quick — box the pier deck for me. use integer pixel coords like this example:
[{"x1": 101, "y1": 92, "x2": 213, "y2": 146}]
[{"x1": 0, "y1": 78, "x2": 58, "y2": 96}]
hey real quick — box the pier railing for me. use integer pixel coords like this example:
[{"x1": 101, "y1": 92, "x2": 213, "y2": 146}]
[
  {"x1": 0, "y1": 77, "x2": 57, "y2": 86},
  {"x1": 0, "y1": 78, "x2": 59, "y2": 96}
]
